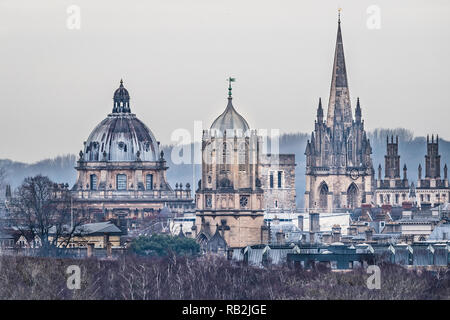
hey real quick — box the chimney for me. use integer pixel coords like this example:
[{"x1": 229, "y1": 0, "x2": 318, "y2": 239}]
[
  {"x1": 402, "y1": 201, "x2": 412, "y2": 210},
  {"x1": 106, "y1": 242, "x2": 112, "y2": 258},
  {"x1": 402, "y1": 210, "x2": 412, "y2": 220},
  {"x1": 87, "y1": 243, "x2": 95, "y2": 258},
  {"x1": 322, "y1": 233, "x2": 332, "y2": 244},
  {"x1": 365, "y1": 229, "x2": 373, "y2": 242},
  {"x1": 309, "y1": 212, "x2": 320, "y2": 232},
  {"x1": 297, "y1": 215, "x2": 304, "y2": 231},
  {"x1": 332, "y1": 225, "x2": 342, "y2": 243},
  {"x1": 347, "y1": 226, "x2": 357, "y2": 236},
  {"x1": 275, "y1": 230, "x2": 285, "y2": 245},
  {"x1": 309, "y1": 232, "x2": 315, "y2": 244}
]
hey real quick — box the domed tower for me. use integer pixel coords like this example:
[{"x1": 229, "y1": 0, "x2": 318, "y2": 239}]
[
  {"x1": 72, "y1": 80, "x2": 194, "y2": 225},
  {"x1": 194, "y1": 78, "x2": 267, "y2": 249}
]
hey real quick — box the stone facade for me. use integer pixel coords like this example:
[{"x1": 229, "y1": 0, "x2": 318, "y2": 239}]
[
  {"x1": 304, "y1": 18, "x2": 374, "y2": 212},
  {"x1": 72, "y1": 81, "x2": 194, "y2": 229},
  {"x1": 260, "y1": 154, "x2": 296, "y2": 213},
  {"x1": 374, "y1": 136, "x2": 412, "y2": 206},
  {"x1": 195, "y1": 86, "x2": 268, "y2": 249},
  {"x1": 415, "y1": 135, "x2": 450, "y2": 207}
]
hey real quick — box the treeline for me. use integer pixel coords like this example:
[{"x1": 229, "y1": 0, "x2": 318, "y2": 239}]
[
  {"x1": 0, "y1": 255, "x2": 447, "y2": 299},
  {"x1": 1, "y1": 129, "x2": 450, "y2": 207}
]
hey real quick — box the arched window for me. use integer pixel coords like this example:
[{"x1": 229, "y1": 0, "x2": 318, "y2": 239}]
[
  {"x1": 347, "y1": 183, "x2": 358, "y2": 209},
  {"x1": 347, "y1": 138, "x2": 353, "y2": 163},
  {"x1": 277, "y1": 171, "x2": 283, "y2": 188},
  {"x1": 116, "y1": 174, "x2": 127, "y2": 190},
  {"x1": 146, "y1": 174, "x2": 153, "y2": 190},
  {"x1": 220, "y1": 141, "x2": 231, "y2": 172},
  {"x1": 90, "y1": 174, "x2": 97, "y2": 191},
  {"x1": 319, "y1": 183, "x2": 329, "y2": 210},
  {"x1": 238, "y1": 142, "x2": 248, "y2": 171}
]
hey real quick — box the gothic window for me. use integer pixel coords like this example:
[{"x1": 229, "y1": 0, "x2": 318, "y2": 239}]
[
  {"x1": 238, "y1": 142, "x2": 248, "y2": 171},
  {"x1": 269, "y1": 172, "x2": 274, "y2": 189},
  {"x1": 427, "y1": 194, "x2": 431, "y2": 202},
  {"x1": 387, "y1": 194, "x2": 390, "y2": 203},
  {"x1": 277, "y1": 171, "x2": 283, "y2": 188},
  {"x1": 205, "y1": 195, "x2": 212, "y2": 208},
  {"x1": 220, "y1": 141, "x2": 231, "y2": 172},
  {"x1": 240, "y1": 195, "x2": 249, "y2": 208},
  {"x1": 116, "y1": 174, "x2": 127, "y2": 190},
  {"x1": 146, "y1": 174, "x2": 153, "y2": 190},
  {"x1": 347, "y1": 183, "x2": 358, "y2": 209},
  {"x1": 90, "y1": 174, "x2": 97, "y2": 191},
  {"x1": 319, "y1": 183, "x2": 329, "y2": 210},
  {"x1": 395, "y1": 194, "x2": 399, "y2": 204},
  {"x1": 379, "y1": 194, "x2": 383, "y2": 204},
  {"x1": 347, "y1": 138, "x2": 353, "y2": 163},
  {"x1": 420, "y1": 194, "x2": 424, "y2": 202}
]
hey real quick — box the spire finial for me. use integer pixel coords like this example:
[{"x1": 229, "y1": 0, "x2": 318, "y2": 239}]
[
  {"x1": 338, "y1": 8, "x2": 342, "y2": 24},
  {"x1": 120, "y1": 79, "x2": 123, "y2": 86},
  {"x1": 227, "y1": 77, "x2": 236, "y2": 98}
]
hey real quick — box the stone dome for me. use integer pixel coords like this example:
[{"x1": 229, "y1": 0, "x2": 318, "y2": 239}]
[
  {"x1": 210, "y1": 97, "x2": 250, "y2": 132},
  {"x1": 82, "y1": 81, "x2": 160, "y2": 162}
]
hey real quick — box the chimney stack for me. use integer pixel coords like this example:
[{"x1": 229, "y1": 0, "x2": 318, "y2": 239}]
[
  {"x1": 365, "y1": 229, "x2": 373, "y2": 242},
  {"x1": 275, "y1": 230, "x2": 285, "y2": 245},
  {"x1": 332, "y1": 225, "x2": 342, "y2": 243},
  {"x1": 297, "y1": 215, "x2": 304, "y2": 231},
  {"x1": 309, "y1": 212, "x2": 320, "y2": 232}
]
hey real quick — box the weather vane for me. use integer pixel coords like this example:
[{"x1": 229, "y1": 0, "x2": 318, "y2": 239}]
[{"x1": 227, "y1": 77, "x2": 236, "y2": 98}]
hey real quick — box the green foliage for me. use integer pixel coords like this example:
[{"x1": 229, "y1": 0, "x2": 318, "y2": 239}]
[{"x1": 130, "y1": 234, "x2": 200, "y2": 257}]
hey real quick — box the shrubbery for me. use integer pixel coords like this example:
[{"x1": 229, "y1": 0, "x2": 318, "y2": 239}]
[
  {"x1": 129, "y1": 234, "x2": 200, "y2": 257},
  {"x1": 0, "y1": 254, "x2": 448, "y2": 300}
]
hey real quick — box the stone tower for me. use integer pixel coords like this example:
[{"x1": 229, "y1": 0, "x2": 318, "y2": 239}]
[
  {"x1": 425, "y1": 134, "x2": 440, "y2": 179},
  {"x1": 374, "y1": 136, "x2": 410, "y2": 206},
  {"x1": 304, "y1": 16, "x2": 374, "y2": 212},
  {"x1": 385, "y1": 136, "x2": 400, "y2": 179},
  {"x1": 194, "y1": 79, "x2": 267, "y2": 249},
  {"x1": 416, "y1": 134, "x2": 449, "y2": 207}
]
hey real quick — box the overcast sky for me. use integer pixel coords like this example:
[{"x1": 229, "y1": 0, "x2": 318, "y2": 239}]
[{"x1": 0, "y1": 0, "x2": 449, "y2": 162}]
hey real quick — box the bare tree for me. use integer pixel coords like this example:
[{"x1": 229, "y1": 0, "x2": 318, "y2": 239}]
[{"x1": 9, "y1": 175, "x2": 84, "y2": 255}]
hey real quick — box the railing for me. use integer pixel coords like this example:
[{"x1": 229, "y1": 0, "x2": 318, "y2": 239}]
[{"x1": 75, "y1": 190, "x2": 193, "y2": 200}]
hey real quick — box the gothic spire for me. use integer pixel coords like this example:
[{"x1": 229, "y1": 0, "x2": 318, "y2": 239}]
[
  {"x1": 317, "y1": 97, "x2": 324, "y2": 122},
  {"x1": 326, "y1": 12, "x2": 352, "y2": 128},
  {"x1": 355, "y1": 97, "x2": 361, "y2": 122}
]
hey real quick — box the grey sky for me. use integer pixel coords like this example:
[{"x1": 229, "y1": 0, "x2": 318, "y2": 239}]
[{"x1": 0, "y1": 0, "x2": 449, "y2": 162}]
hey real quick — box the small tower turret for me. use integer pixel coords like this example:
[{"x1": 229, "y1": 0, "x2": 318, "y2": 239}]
[
  {"x1": 316, "y1": 98, "x2": 324, "y2": 123},
  {"x1": 355, "y1": 97, "x2": 361, "y2": 123}
]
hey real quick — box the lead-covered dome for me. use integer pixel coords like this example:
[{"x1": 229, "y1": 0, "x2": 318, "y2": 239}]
[
  {"x1": 82, "y1": 81, "x2": 160, "y2": 162},
  {"x1": 210, "y1": 97, "x2": 250, "y2": 132}
]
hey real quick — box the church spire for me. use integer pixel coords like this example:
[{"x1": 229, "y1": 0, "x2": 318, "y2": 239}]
[
  {"x1": 326, "y1": 11, "x2": 352, "y2": 128},
  {"x1": 317, "y1": 97, "x2": 324, "y2": 122},
  {"x1": 355, "y1": 97, "x2": 361, "y2": 122}
]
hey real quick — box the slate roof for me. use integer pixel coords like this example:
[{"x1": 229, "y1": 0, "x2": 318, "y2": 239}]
[
  {"x1": 429, "y1": 223, "x2": 450, "y2": 240},
  {"x1": 210, "y1": 97, "x2": 250, "y2": 133}
]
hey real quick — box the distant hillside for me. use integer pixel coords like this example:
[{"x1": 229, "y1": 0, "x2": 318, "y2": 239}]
[{"x1": 1, "y1": 128, "x2": 449, "y2": 208}]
